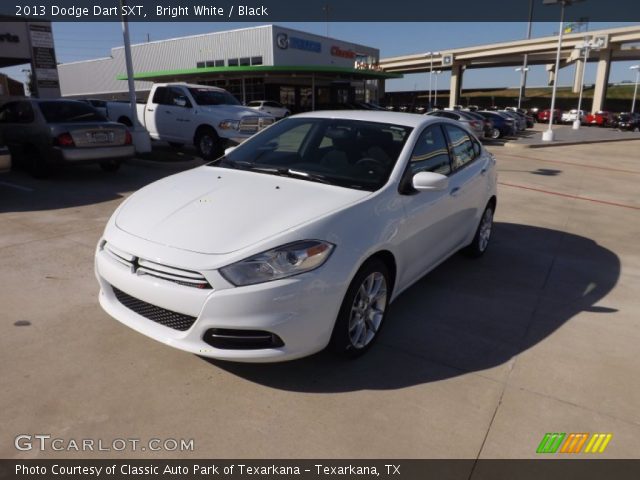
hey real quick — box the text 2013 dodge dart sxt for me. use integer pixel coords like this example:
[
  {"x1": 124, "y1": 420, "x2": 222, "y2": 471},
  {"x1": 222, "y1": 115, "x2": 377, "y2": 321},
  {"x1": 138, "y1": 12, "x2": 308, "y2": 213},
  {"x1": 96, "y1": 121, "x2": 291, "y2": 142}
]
[{"x1": 95, "y1": 111, "x2": 497, "y2": 362}]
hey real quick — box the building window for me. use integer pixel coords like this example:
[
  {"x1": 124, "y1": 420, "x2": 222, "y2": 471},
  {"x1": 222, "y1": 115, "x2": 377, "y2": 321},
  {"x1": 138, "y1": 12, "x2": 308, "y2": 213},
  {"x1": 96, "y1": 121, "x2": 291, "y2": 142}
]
[
  {"x1": 251, "y1": 56, "x2": 263, "y2": 66},
  {"x1": 240, "y1": 57, "x2": 250, "y2": 66},
  {"x1": 196, "y1": 62, "x2": 205, "y2": 68},
  {"x1": 215, "y1": 60, "x2": 224, "y2": 67},
  {"x1": 228, "y1": 58, "x2": 239, "y2": 67}
]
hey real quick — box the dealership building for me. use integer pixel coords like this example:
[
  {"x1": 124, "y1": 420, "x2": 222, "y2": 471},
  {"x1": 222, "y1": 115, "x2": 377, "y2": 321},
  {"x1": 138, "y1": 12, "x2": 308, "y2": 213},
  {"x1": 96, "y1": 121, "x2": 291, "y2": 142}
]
[{"x1": 57, "y1": 25, "x2": 400, "y2": 111}]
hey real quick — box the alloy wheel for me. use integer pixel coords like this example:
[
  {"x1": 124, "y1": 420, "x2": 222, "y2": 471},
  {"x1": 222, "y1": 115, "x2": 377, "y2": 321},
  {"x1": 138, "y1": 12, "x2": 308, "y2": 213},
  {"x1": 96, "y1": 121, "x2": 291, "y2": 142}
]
[{"x1": 348, "y1": 272, "x2": 387, "y2": 349}]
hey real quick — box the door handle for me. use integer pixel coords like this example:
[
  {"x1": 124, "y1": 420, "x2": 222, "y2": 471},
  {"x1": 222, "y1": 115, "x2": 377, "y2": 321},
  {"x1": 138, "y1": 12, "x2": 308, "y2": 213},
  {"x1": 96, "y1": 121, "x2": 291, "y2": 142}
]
[
  {"x1": 165, "y1": 111, "x2": 172, "y2": 114},
  {"x1": 147, "y1": 108, "x2": 154, "y2": 112},
  {"x1": 449, "y1": 187, "x2": 460, "y2": 197},
  {"x1": 481, "y1": 167, "x2": 488, "y2": 176}
]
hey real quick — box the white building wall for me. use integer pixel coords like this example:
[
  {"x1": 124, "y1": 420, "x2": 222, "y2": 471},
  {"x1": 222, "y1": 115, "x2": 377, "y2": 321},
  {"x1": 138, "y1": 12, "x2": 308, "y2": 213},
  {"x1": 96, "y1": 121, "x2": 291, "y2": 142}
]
[{"x1": 59, "y1": 25, "x2": 275, "y2": 97}]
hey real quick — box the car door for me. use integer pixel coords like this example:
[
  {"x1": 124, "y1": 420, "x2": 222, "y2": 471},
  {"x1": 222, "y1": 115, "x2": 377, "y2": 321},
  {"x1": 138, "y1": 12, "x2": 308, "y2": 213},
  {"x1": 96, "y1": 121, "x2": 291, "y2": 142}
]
[
  {"x1": 442, "y1": 123, "x2": 490, "y2": 248},
  {"x1": 0, "y1": 101, "x2": 36, "y2": 158},
  {"x1": 396, "y1": 123, "x2": 458, "y2": 287},
  {"x1": 153, "y1": 87, "x2": 195, "y2": 142}
]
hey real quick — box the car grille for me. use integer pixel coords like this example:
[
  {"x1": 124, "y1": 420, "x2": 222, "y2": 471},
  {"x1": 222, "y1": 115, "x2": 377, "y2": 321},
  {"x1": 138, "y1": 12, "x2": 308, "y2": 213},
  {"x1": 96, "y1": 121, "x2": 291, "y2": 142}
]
[
  {"x1": 239, "y1": 116, "x2": 275, "y2": 134},
  {"x1": 112, "y1": 286, "x2": 197, "y2": 331},
  {"x1": 103, "y1": 242, "x2": 211, "y2": 289}
]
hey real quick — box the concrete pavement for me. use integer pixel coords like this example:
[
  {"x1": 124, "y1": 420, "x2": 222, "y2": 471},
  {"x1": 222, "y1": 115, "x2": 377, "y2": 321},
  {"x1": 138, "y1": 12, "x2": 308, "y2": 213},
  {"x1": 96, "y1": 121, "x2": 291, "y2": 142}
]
[{"x1": 0, "y1": 142, "x2": 639, "y2": 460}]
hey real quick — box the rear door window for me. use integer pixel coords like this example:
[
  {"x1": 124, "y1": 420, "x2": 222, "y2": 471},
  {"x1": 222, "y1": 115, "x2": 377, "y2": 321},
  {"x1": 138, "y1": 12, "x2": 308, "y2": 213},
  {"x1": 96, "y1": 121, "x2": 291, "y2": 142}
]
[{"x1": 443, "y1": 124, "x2": 477, "y2": 171}]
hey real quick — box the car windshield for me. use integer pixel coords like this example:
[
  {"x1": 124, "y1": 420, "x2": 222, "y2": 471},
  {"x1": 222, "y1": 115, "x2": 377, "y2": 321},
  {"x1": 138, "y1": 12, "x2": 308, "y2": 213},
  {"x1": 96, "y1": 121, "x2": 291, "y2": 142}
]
[
  {"x1": 39, "y1": 101, "x2": 106, "y2": 123},
  {"x1": 210, "y1": 117, "x2": 413, "y2": 191},
  {"x1": 247, "y1": 101, "x2": 262, "y2": 107},
  {"x1": 188, "y1": 88, "x2": 240, "y2": 106}
]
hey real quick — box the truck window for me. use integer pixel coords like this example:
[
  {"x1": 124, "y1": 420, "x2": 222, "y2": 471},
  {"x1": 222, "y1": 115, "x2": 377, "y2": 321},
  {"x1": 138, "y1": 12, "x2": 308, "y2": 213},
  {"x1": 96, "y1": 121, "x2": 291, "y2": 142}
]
[{"x1": 152, "y1": 87, "x2": 169, "y2": 105}]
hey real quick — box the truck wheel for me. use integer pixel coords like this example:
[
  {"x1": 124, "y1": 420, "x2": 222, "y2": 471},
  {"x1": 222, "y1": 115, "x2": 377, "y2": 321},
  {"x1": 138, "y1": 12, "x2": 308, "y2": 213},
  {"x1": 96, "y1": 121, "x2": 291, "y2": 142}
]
[
  {"x1": 195, "y1": 128, "x2": 221, "y2": 160},
  {"x1": 100, "y1": 160, "x2": 121, "y2": 172}
]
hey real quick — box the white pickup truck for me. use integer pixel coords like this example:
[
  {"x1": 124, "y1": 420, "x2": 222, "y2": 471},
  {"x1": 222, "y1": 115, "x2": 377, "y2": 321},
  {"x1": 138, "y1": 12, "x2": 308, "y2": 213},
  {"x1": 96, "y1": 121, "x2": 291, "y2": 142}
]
[{"x1": 106, "y1": 83, "x2": 275, "y2": 159}]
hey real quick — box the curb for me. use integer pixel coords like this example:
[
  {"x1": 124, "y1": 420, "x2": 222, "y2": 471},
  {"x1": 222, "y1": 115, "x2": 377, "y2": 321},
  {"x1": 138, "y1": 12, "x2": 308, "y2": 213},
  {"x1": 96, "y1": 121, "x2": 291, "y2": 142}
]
[{"x1": 504, "y1": 136, "x2": 640, "y2": 149}]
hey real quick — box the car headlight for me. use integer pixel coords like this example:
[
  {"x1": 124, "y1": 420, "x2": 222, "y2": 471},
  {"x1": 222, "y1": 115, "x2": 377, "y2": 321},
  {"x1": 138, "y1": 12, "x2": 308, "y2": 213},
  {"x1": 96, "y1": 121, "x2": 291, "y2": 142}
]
[
  {"x1": 219, "y1": 120, "x2": 240, "y2": 130},
  {"x1": 219, "y1": 240, "x2": 335, "y2": 286}
]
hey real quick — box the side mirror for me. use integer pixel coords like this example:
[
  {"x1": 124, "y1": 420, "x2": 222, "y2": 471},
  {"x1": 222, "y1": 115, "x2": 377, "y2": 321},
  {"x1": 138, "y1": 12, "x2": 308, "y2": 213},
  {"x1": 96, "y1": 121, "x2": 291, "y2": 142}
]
[
  {"x1": 224, "y1": 146, "x2": 237, "y2": 156},
  {"x1": 412, "y1": 171, "x2": 449, "y2": 192}
]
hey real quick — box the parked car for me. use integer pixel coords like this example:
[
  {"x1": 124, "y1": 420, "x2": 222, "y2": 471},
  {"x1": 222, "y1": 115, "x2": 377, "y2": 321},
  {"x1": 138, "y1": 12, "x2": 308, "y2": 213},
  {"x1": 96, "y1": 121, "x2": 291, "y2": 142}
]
[
  {"x1": 106, "y1": 83, "x2": 275, "y2": 159},
  {"x1": 0, "y1": 143, "x2": 11, "y2": 174},
  {"x1": 538, "y1": 109, "x2": 563, "y2": 124},
  {"x1": 426, "y1": 110, "x2": 485, "y2": 138},
  {"x1": 463, "y1": 110, "x2": 494, "y2": 138},
  {"x1": 477, "y1": 111, "x2": 516, "y2": 139},
  {"x1": 585, "y1": 110, "x2": 615, "y2": 127},
  {"x1": 78, "y1": 98, "x2": 108, "y2": 117},
  {"x1": 95, "y1": 111, "x2": 497, "y2": 362},
  {"x1": 613, "y1": 112, "x2": 640, "y2": 132},
  {"x1": 500, "y1": 110, "x2": 526, "y2": 131},
  {"x1": 505, "y1": 107, "x2": 535, "y2": 127},
  {"x1": 561, "y1": 109, "x2": 586, "y2": 124},
  {"x1": 528, "y1": 107, "x2": 540, "y2": 120},
  {"x1": 247, "y1": 100, "x2": 291, "y2": 119},
  {"x1": 0, "y1": 99, "x2": 134, "y2": 178}
]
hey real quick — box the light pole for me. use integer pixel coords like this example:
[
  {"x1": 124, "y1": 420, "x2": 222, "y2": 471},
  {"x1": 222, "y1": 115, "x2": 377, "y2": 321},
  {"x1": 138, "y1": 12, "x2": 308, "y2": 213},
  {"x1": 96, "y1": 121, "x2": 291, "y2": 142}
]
[
  {"x1": 120, "y1": 0, "x2": 151, "y2": 153},
  {"x1": 631, "y1": 65, "x2": 640, "y2": 113},
  {"x1": 542, "y1": 0, "x2": 584, "y2": 142},
  {"x1": 433, "y1": 70, "x2": 442, "y2": 108},
  {"x1": 518, "y1": 0, "x2": 535, "y2": 109},
  {"x1": 515, "y1": 67, "x2": 529, "y2": 109},
  {"x1": 573, "y1": 37, "x2": 598, "y2": 130},
  {"x1": 425, "y1": 51, "x2": 440, "y2": 110}
]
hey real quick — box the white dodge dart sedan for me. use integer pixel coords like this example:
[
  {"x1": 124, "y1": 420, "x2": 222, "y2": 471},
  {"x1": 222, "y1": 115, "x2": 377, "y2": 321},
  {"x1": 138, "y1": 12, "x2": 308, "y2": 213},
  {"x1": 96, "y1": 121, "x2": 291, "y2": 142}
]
[{"x1": 95, "y1": 111, "x2": 497, "y2": 362}]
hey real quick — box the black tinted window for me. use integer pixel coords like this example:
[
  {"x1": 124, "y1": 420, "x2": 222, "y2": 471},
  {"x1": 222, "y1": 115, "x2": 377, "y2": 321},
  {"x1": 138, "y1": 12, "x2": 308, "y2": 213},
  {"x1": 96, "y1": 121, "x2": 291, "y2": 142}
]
[
  {"x1": 0, "y1": 102, "x2": 34, "y2": 124},
  {"x1": 152, "y1": 87, "x2": 169, "y2": 105},
  {"x1": 409, "y1": 125, "x2": 451, "y2": 175},
  {"x1": 38, "y1": 101, "x2": 104, "y2": 123},
  {"x1": 444, "y1": 124, "x2": 477, "y2": 170}
]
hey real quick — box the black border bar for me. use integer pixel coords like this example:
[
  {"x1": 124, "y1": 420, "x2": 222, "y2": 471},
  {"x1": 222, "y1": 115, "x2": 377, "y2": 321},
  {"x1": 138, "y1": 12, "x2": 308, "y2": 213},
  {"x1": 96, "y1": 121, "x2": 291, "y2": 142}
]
[
  {"x1": 2, "y1": 0, "x2": 640, "y2": 22},
  {"x1": 2, "y1": 460, "x2": 640, "y2": 480}
]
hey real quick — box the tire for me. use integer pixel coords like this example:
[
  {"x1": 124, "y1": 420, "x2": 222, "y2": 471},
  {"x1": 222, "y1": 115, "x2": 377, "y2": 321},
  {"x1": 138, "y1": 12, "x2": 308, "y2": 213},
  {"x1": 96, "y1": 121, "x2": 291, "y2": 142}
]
[
  {"x1": 463, "y1": 202, "x2": 494, "y2": 258},
  {"x1": 633, "y1": 127, "x2": 639, "y2": 133},
  {"x1": 168, "y1": 142, "x2": 184, "y2": 149},
  {"x1": 25, "y1": 145, "x2": 52, "y2": 178},
  {"x1": 195, "y1": 127, "x2": 222, "y2": 160},
  {"x1": 329, "y1": 259, "x2": 390, "y2": 358},
  {"x1": 490, "y1": 128, "x2": 501, "y2": 139},
  {"x1": 100, "y1": 160, "x2": 121, "y2": 172}
]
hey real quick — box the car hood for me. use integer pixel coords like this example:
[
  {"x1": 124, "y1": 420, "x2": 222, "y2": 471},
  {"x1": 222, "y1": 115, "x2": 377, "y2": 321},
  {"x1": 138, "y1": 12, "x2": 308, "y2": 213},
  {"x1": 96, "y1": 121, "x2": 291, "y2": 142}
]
[
  {"x1": 198, "y1": 105, "x2": 272, "y2": 118},
  {"x1": 115, "y1": 167, "x2": 370, "y2": 255}
]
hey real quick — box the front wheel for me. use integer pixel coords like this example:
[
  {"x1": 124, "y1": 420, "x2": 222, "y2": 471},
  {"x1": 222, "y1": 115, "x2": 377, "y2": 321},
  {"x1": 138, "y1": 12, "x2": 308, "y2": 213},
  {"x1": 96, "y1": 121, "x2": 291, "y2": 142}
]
[
  {"x1": 195, "y1": 128, "x2": 221, "y2": 160},
  {"x1": 330, "y1": 259, "x2": 390, "y2": 358},
  {"x1": 490, "y1": 128, "x2": 501, "y2": 139},
  {"x1": 463, "y1": 203, "x2": 494, "y2": 258}
]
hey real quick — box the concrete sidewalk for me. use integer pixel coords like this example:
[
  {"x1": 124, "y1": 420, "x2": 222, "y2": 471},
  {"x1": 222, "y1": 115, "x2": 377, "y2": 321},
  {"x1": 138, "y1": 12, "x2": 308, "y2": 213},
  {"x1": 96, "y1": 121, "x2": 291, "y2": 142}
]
[{"x1": 503, "y1": 123, "x2": 640, "y2": 148}]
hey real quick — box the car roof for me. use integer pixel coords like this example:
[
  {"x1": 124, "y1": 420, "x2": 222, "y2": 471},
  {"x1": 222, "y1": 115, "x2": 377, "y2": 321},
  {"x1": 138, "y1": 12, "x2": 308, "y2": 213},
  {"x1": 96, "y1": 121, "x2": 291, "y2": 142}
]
[{"x1": 293, "y1": 110, "x2": 432, "y2": 128}]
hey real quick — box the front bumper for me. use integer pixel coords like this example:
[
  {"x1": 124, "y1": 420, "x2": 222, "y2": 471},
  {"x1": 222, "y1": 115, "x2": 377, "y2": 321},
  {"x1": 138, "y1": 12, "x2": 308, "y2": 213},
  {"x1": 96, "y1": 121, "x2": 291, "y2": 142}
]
[
  {"x1": 95, "y1": 238, "x2": 346, "y2": 362},
  {"x1": 54, "y1": 145, "x2": 135, "y2": 163}
]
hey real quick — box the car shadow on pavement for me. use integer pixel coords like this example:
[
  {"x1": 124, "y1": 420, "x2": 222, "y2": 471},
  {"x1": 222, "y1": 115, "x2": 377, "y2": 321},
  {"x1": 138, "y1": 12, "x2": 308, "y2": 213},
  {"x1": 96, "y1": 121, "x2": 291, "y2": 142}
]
[
  {"x1": 0, "y1": 161, "x2": 197, "y2": 214},
  {"x1": 206, "y1": 222, "x2": 620, "y2": 392}
]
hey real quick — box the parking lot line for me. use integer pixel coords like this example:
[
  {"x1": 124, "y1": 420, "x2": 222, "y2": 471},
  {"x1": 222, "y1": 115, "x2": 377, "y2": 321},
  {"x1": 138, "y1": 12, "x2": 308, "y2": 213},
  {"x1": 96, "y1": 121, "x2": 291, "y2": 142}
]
[
  {"x1": 0, "y1": 181, "x2": 34, "y2": 192},
  {"x1": 498, "y1": 182, "x2": 640, "y2": 211}
]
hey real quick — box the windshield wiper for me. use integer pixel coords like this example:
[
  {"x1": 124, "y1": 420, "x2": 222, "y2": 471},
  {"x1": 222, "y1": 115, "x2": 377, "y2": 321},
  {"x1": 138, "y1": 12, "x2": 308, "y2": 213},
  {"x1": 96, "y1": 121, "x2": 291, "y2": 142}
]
[{"x1": 284, "y1": 169, "x2": 332, "y2": 184}]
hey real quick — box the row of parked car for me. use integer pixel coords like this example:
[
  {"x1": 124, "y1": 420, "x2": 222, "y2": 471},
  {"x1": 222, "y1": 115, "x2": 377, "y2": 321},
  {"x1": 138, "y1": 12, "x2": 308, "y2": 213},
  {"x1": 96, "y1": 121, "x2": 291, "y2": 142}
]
[
  {"x1": 535, "y1": 108, "x2": 640, "y2": 131},
  {"x1": 426, "y1": 107, "x2": 535, "y2": 140}
]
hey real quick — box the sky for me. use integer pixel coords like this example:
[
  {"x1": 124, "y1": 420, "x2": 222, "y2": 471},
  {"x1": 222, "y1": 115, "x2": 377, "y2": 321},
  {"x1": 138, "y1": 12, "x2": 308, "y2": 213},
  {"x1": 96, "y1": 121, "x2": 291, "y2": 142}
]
[{"x1": 3, "y1": 21, "x2": 639, "y2": 93}]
